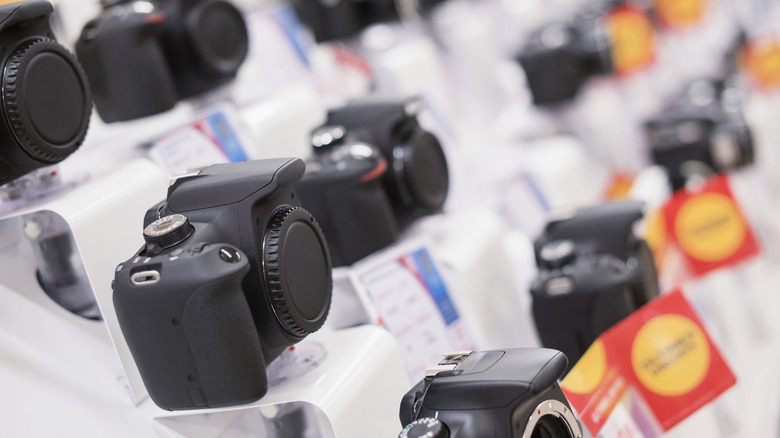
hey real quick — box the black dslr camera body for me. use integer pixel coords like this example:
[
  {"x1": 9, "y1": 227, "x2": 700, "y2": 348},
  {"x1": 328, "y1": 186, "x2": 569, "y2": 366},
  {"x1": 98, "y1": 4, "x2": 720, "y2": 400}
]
[
  {"x1": 295, "y1": 125, "x2": 400, "y2": 267},
  {"x1": 325, "y1": 98, "x2": 449, "y2": 230},
  {"x1": 76, "y1": 0, "x2": 249, "y2": 123},
  {"x1": 517, "y1": 6, "x2": 613, "y2": 106},
  {"x1": 113, "y1": 158, "x2": 332, "y2": 410},
  {"x1": 292, "y1": 0, "x2": 447, "y2": 43},
  {"x1": 0, "y1": 1, "x2": 92, "y2": 186},
  {"x1": 399, "y1": 349, "x2": 582, "y2": 438},
  {"x1": 531, "y1": 201, "x2": 659, "y2": 370},
  {"x1": 646, "y1": 78, "x2": 754, "y2": 191}
]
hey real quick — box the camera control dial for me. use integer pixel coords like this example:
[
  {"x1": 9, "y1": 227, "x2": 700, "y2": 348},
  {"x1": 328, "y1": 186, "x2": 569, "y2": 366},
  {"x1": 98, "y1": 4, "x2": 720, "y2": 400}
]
[
  {"x1": 399, "y1": 418, "x2": 450, "y2": 438},
  {"x1": 143, "y1": 214, "x2": 194, "y2": 248},
  {"x1": 540, "y1": 239, "x2": 577, "y2": 269},
  {"x1": 262, "y1": 206, "x2": 332, "y2": 338}
]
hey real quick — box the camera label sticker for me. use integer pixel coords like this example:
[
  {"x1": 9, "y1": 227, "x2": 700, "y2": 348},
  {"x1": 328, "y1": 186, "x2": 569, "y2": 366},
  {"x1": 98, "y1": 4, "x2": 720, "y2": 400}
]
[
  {"x1": 354, "y1": 246, "x2": 475, "y2": 381},
  {"x1": 563, "y1": 289, "x2": 736, "y2": 434},
  {"x1": 662, "y1": 175, "x2": 761, "y2": 277}
]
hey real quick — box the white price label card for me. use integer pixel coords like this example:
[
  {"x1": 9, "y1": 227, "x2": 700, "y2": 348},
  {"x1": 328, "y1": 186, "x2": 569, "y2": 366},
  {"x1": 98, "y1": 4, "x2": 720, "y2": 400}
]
[
  {"x1": 148, "y1": 107, "x2": 250, "y2": 177},
  {"x1": 352, "y1": 245, "x2": 475, "y2": 380}
]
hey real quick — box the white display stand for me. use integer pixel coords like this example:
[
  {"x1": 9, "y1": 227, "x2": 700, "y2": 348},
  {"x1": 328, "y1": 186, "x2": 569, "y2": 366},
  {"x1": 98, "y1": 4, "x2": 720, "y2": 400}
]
[
  {"x1": 146, "y1": 326, "x2": 409, "y2": 438},
  {"x1": 0, "y1": 158, "x2": 169, "y2": 404}
]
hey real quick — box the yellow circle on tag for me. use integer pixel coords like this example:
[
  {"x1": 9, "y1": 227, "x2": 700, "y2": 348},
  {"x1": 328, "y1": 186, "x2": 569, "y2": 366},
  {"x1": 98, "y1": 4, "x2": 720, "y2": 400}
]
[
  {"x1": 561, "y1": 339, "x2": 607, "y2": 394},
  {"x1": 631, "y1": 315, "x2": 710, "y2": 397},
  {"x1": 674, "y1": 192, "x2": 746, "y2": 262},
  {"x1": 655, "y1": 0, "x2": 706, "y2": 28},
  {"x1": 742, "y1": 40, "x2": 780, "y2": 89},
  {"x1": 608, "y1": 8, "x2": 656, "y2": 74}
]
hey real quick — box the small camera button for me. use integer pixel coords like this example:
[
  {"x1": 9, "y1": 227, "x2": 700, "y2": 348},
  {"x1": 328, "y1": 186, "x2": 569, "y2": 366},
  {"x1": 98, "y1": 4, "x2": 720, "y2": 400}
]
[
  {"x1": 219, "y1": 247, "x2": 241, "y2": 263},
  {"x1": 170, "y1": 249, "x2": 185, "y2": 257}
]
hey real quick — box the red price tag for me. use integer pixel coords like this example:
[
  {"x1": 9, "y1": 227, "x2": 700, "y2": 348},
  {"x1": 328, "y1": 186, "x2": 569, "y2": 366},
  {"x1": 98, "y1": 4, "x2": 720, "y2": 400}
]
[
  {"x1": 563, "y1": 290, "x2": 737, "y2": 434},
  {"x1": 662, "y1": 175, "x2": 761, "y2": 277}
]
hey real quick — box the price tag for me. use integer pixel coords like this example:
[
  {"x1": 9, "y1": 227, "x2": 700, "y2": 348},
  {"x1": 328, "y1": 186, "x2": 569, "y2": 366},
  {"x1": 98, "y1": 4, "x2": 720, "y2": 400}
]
[
  {"x1": 148, "y1": 108, "x2": 250, "y2": 177},
  {"x1": 654, "y1": 0, "x2": 707, "y2": 29},
  {"x1": 661, "y1": 175, "x2": 761, "y2": 277},
  {"x1": 607, "y1": 5, "x2": 656, "y2": 76},
  {"x1": 353, "y1": 246, "x2": 475, "y2": 380},
  {"x1": 740, "y1": 38, "x2": 780, "y2": 90},
  {"x1": 604, "y1": 172, "x2": 635, "y2": 200},
  {"x1": 562, "y1": 290, "x2": 736, "y2": 434}
]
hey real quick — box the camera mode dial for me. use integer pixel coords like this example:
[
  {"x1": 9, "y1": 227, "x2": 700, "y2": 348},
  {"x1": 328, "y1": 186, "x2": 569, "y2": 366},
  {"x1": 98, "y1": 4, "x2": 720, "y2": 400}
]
[
  {"x1": 262, "y1": 206, "x2": 332, "y2": 338},
  {"x1": 311, "y1": 125, "x2": 346, "y2": 151},
  {"x1": 540, "y1": 239, "x2": 576, "y2": 269},
  {"x1": 3, "y1": 38, "x2": 91, "y2": 163},
  {"x1": 399, "y1": 418, "x2": 450, "y2": 438},
  {"x1": 143, "y1": 214, "x2": 194, "y2": 248}
]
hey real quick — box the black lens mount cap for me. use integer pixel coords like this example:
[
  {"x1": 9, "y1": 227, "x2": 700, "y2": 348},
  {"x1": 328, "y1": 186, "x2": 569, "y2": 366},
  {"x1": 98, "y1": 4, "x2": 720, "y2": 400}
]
[
  {"x1": 3, "y1": 38, "x2": 91, "y2": 163},
  {"x1": 263, "y1": 206, "x2": 332, "y2": 338},
  {"x1": 399, "y1": 418, "x2": 450, "y2": 438},
  {"x1": 401, "y1": 130, "x2": 449, "y2": 212},
  {"x1": 186, "y1": 0, "x2": 249, "y2": 77}
]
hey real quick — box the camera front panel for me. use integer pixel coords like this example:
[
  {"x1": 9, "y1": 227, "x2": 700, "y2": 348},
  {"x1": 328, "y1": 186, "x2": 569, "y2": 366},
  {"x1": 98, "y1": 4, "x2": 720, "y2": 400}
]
[
  {"x1": 113, "y1": 243, "x2": 267, "y2": 410},
  {"x1": 532, "y1": 255, "x2": 637, "y2": 369},
  {"x1": 296, "y1": 146, "x2": 399, "y2": 267}
]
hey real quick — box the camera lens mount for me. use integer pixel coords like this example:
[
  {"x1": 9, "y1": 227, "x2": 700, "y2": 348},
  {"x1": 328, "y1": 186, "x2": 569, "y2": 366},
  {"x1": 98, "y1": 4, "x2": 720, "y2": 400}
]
[
  {"x1": 262, "y1": 206, "x2": 332, "y2": 338},
  {"x1": 3, "y1": 38, "x2": 91, "y2": 163},
  {"x1": 523, "y1": 399, "x2": 582, "y2": 438}
]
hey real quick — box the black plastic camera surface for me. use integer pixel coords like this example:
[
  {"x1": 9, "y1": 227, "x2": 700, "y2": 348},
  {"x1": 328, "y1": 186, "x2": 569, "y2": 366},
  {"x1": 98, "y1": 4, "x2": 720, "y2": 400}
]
[
  {"x1": 0, "y1": 1, "x2": 92, "y2": 186},
  {"x1": 114, "y1": 158, "x2": 332, "y2": 410},
  {"x1": 114, "y1": 241, "x2": 264, "y2": 410},
  {"x1": 399, "y1": 349, "x2": 582, "y2": 438},
  {"x1": 531, "y1": 201, "x2": 659, "y2": 370},
  {"x1": 646, "y1": 78, "x2": 754, "y2": 191},
  {"x1": 325, "y1": 98, "x2": 449, "y2": 230},
  {"x1": 293, "y1": 0, "x2": 447, "y2": 43},
  {"x1": 295, "y1": 125, "x2": 400, "y2": 267},
  {"x1": 517, "y1": 8, "x2": 613, "y2": 106},
  {"x1": 76, "y1": 0, "x2": 249, "y2": 123}
]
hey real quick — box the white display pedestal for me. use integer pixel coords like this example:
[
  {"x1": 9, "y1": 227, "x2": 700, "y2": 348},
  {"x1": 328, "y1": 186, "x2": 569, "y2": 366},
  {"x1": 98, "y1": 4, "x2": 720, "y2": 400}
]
[{"x1": 146, "y1": 326, "x2": 409, "y2": 438}]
